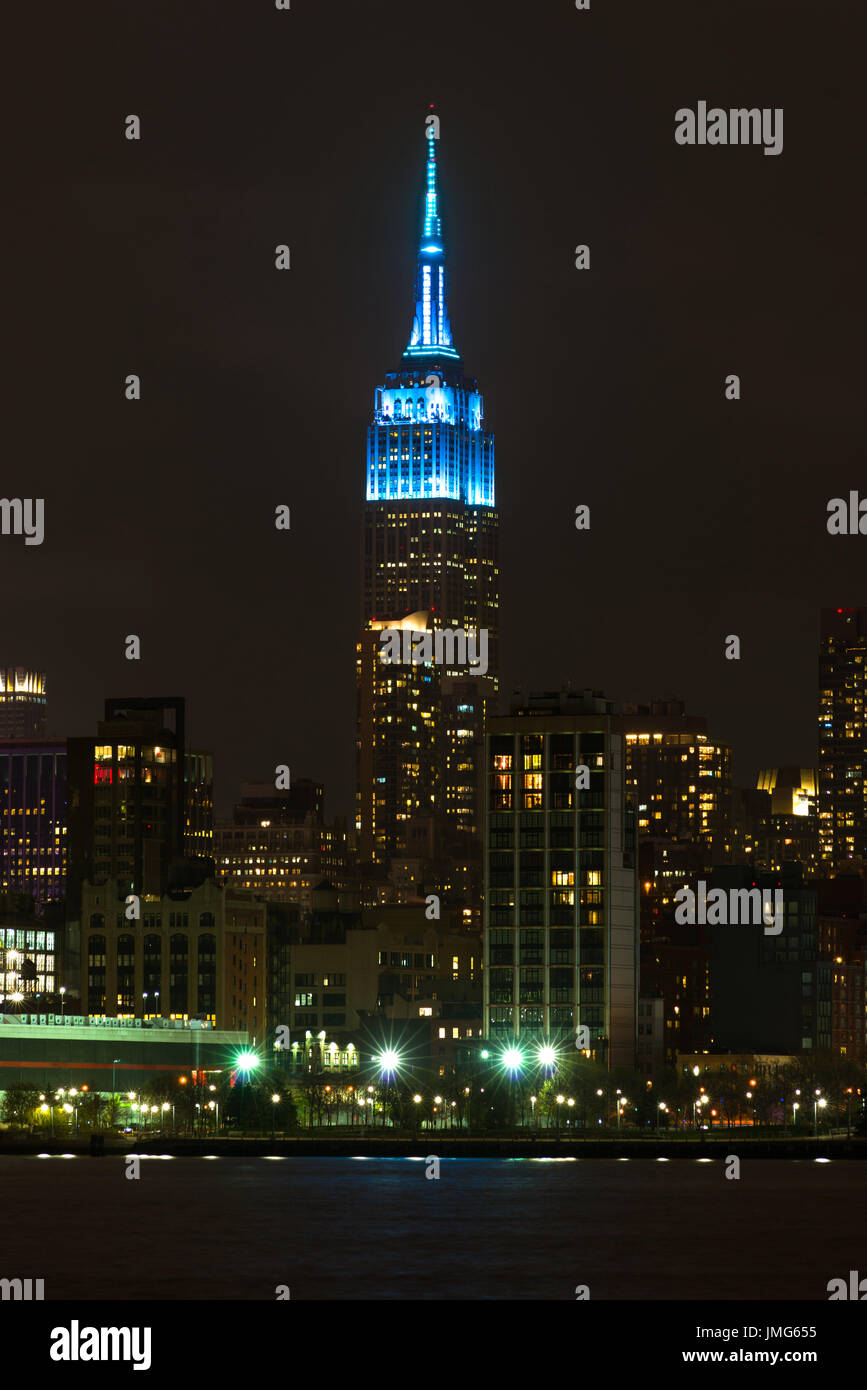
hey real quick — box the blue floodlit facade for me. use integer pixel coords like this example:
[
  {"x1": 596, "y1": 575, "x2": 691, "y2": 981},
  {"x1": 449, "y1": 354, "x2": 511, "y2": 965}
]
[{"x1": 365, "y1": 119, "x2": 495, "y2": 509}]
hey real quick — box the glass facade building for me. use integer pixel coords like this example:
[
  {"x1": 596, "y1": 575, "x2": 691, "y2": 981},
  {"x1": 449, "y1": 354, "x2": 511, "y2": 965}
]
[{"x1": 0, "y1": 740, "x2": 67, "y2": 907}]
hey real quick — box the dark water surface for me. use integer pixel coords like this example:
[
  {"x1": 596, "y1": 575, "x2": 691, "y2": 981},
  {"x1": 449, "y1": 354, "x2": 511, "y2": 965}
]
[{"x1": 2, "y1": 1155, "x2": 864, "y2": 1300}]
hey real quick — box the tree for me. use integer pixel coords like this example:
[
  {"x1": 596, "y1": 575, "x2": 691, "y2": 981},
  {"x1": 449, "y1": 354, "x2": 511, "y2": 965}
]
[{"x1": 1, "y1": 1084, "x2": 42, "y2": 1128}]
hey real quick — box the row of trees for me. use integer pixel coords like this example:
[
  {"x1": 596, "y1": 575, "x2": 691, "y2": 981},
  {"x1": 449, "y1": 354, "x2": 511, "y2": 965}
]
[{"x1": 2, "y1": 1052, "x2": 865, "y2": 1135}]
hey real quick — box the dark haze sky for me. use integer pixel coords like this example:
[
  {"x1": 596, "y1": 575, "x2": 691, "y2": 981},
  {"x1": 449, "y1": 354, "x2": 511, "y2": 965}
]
[{"x1": 7, "y1": 0, "x2": 864, "y2": 820}]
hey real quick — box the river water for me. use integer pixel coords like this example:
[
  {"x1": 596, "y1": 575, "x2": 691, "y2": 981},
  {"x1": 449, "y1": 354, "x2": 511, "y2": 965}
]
[{"x1": 2, "y1": 1155, "x2": 863, "y2": 1300}]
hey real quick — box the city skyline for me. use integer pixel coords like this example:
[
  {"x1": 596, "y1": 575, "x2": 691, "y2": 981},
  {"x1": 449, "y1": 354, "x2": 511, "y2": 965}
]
[
  {"x1": 6, "y1": 0, "x2": 864, "y2": 823},
  {"x1": 3, "y1": 0, "x2": 867, "y2": 1323}
]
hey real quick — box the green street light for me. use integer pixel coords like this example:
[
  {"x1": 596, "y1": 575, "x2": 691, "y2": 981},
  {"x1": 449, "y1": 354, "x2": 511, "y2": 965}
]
[
  {"x1": 378, "y1": 1049, "x2": 400, "y2": 1076},
  {"x1": 502, "y1": 1048, "x2": 523, "y2": 1074}
]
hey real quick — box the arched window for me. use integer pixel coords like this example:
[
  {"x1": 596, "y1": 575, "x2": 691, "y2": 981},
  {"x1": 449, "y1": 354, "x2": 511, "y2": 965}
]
[
  {"x1": 169, "y1": 934, "x2": 189, "y2": 1015},
  {"x1": 197, "y1": 933, "x2": 217, "y2": 1018},
  {"x1": 117, "y1": 934, "x2": 135, "y2": 1012},
  {"x1": 87, "y1": 935, "x2": 106, "y2": 1014},
  {"x1": 143, "y1": 934, "x2": 161, "y2": 1013}
]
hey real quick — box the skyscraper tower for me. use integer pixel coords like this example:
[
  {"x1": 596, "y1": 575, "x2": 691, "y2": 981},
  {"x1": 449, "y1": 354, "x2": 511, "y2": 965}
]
[
  {"x1": 357, "y1": 113, "x2": 499, "y2": 866},
  {"x1": 819, "y1": 608, "x2": 867, "y2": 869}
]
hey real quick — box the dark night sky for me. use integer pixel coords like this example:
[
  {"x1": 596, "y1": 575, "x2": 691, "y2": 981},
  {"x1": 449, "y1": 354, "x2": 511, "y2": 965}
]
[{"x1": 7, "y1": 0, "x2": 864, "y2": 820}]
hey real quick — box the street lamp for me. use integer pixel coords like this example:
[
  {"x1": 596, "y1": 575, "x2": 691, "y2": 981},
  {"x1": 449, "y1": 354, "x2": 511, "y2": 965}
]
[
  {"x1": 378, "y1": 1050, "x2": 400, "y2": 1130},
  {"x1": 501, "y1": 1048, "x2": 523, "y2": 1131},
  {"x1": 236, "y1": 1052, "x2": 260, "y2": 1136},
  {"x1": 271, "y1": 1093, "x2": 280, "y2": 1141},
  {"x1": 846, "y1": 1087, "x2": 853, "y2": 1139},
  {"x1": 59, "y1": 986, "x2": 66, "y2": 1019},
  {"x1": 502, "y1": 1048, "x2": 522, "y2": 1074},
  {"x1": 814, "y1": 1093, "x2": 826, "y2": 1137}
]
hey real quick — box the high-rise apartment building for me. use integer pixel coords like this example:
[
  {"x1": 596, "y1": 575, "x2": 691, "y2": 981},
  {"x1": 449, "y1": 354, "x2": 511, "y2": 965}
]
[
  {"x1": 621, "y1": 700, "x2": 730, "y2": 1063},
  {"x1": 215, "y1": 779, "x2": 351, "y2": 913},
  {"x1": 755, "y1": 766, "x2": 818, "y2": 874},
  {"x1": 818, "y1": 608, "x2": 867, "y2": 869},
  {"x1": 621, "y1": 700, "x2": 732, "y2": 860},
  {"x1": 0, "y1": 669, "x2": 47, "y2": 739},
  {"x1": 0, "y1": 740, "x2": 67, "y2": 907},
  {"x1": 357, "y1": 114, "x2": 498, "y2": 865},
  {"x1": 818, "y1": 874, "x2": 867, "y2": 1067},
  {"x1": 484, "y1": 689, "x2": 638, "y2": 1070},
  {"x1": 709, "y1": 864, "x2": 828, "y2": 1055}
]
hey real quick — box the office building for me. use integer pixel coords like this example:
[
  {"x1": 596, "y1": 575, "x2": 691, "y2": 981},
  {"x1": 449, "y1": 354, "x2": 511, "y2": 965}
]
[
  {"x1": 484, "y1": 688, "x2": 638, "y2": 1070},
  {"x1": 357, "y1": 113, "x2": 498, "y2": 867},
  {"x1": 356, "y1": 614, "x2": 440, "y2": 863},
  {"x1": 79, "y1": 877, "x2": 266, "y2": 1035},
  {"x1": 67, "y1": 697, "x2": 214, "y2": 903}
]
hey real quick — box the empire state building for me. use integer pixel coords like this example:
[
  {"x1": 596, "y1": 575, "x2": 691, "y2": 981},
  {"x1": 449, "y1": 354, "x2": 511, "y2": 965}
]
[{"x1": 356, "y1": 113, "x2": 499, "y2": 871}]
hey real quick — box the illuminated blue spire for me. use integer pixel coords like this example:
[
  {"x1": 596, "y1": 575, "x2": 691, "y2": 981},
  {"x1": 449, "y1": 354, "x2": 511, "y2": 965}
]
[
  {"x1": 403, "y1": 110, "x2": 460, "y2": 366},
  {"x1": 366, "y1": 111, "x2": 494, "y2": 508}
]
